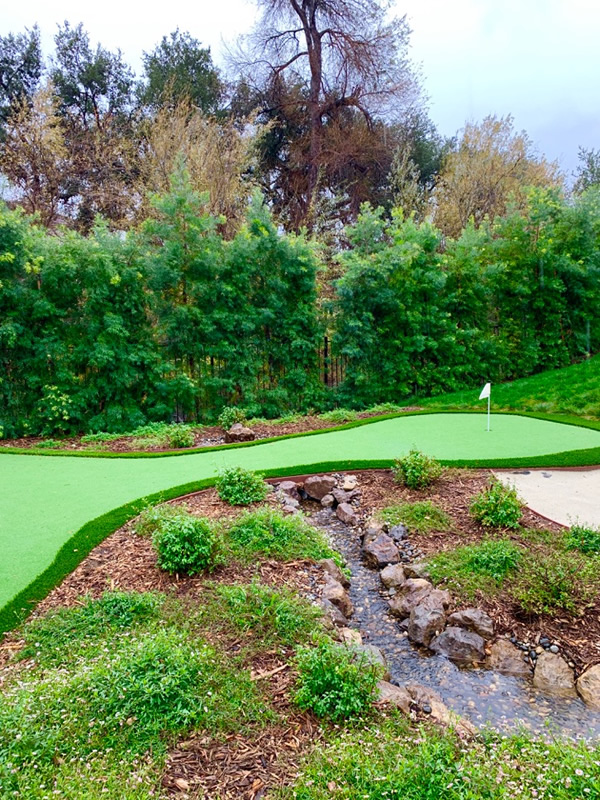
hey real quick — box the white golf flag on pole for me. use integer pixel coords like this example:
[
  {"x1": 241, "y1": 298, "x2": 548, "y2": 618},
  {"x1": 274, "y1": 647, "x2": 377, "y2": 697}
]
[{"x1": 479, "y1": 382, "x2": 491, "y2": 431}]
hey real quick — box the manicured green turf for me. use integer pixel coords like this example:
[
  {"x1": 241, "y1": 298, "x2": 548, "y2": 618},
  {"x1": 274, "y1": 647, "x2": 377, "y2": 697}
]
[{"x1": 1, "y1": 412, "x2": 600, "y2": 632}]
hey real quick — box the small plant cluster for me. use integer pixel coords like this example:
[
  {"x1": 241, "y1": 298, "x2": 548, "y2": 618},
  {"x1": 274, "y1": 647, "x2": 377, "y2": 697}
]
[
  {"x1": 294, "y1": 638, "x2": 382, "y2": 721},
  {"x1": 393, "y1": 449, "x2": 443, "y2": 489},
  {"x1": 217, "y1": 406, "x2": 247, "y2": 430},
  {"x1": 470, "y1": 479, "x2": 522, "y2": 528},
  {"x1": 318, "y1": 408, "x2": 359, "y2": 424},
  {"x1": 427, "y1": 538, "x2": 523, "y2": 599},
  {"x1": 81, "y1": 422, "x2": 197, "y2": 449},
  {"x1": 216, "y1": 466, "x2": 269, "y2": 505},
  {"x1": 565, "y1": 523, "x2": 600, "y2": 555},
  {"x1": 512, "y1": 552, "x2": 600, "y2": 615},
  {"x1": 378, "y1": 500, "x2": 450, "y2": 534}
]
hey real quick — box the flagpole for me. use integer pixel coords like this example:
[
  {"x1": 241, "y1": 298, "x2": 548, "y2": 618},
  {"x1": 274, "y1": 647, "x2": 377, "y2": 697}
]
[{"x1": 487, "y1": 393, "x2": 490, "y2": 432}]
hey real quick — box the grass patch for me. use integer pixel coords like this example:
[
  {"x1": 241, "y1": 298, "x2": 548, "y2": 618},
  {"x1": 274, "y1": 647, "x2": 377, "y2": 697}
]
[
  {"x1": 427, "y1": 539, "x2": 523, "y2": 600},
  {"x1": 378, "y1": 501, "x2": 451, "y2": 534},
  {"x1": 565, "y1": 522, "x2": 600, "y2": 555}
]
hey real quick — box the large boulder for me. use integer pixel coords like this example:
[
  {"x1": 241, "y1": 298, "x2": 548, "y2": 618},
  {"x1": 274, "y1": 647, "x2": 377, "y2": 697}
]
[
  {"x1": 337, "y1": 503, "x2": 358, "y2": 525},
  {"x1": 447, "y1": 608, "x2": 494, "y2": 640},
  {"x1": 224, "y1": 423, "x2": 256, "y2": 443},
  {"x1": 429, "y1": 627, "x2": 486, "y2": 663},
  {"x1": 487, "y1": 639, "x2": 532, "y2": 677},
  {"x1": 408, "y1": 605, "x2": 446, "y2": 646},
  {"x1": 304, "y1": 475, "x2": 337, "y2": 500},
  {"x1": 319, "y1": 557, "x2": 350, "y2": 588},
  {"x1": 388, "y1": 580, "x2": 450, "y2": 618},
  {"x1": 576, "y1": 665, "x2": 600, "y2": 709},
  {"x1": 363, "y1": 534, "x2": 400, "y2": 568},
  {"x1": 533, "y1": 652, "x2": 577, "y2": 697},
  {"x1": 380, "y1": 563, "x2": 406, "y2": 589},
  {"x1": 322, "y1": 577, "x2": 353, "y2": 618}
]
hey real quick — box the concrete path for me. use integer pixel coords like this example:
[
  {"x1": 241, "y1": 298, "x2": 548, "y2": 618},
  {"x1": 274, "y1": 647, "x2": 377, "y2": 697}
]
[{"x1": 494, "y1": 469, "x2": 600, "y2": 528}]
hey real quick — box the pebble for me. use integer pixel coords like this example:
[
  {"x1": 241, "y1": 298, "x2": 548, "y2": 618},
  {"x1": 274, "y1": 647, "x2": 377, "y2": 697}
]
[{"x1": 550, "y1": 645, "x2": 559, "y2": 654}]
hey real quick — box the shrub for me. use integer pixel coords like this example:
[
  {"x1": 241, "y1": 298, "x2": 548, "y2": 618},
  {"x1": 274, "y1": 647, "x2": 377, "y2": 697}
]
[
  {"x1": 565, "y1": 523, "x2": 600, "y2": 555},
  {"x1": 36, "y1": 439, "x2": 62, "y2": 449},
  {"x1": 427, "y1": 539, "x2": 522, "y2": 600},
  {"x1": 511, "y1": 552, "x2": 600, "y2": 615},
  {"x1": 378, "y1": 501, "x2": 450, "y2": 534},
  {"x1": 294, "y1": 639, "x2": 382, "y2": 721},
  {"x1": 470, "y1": 479, "x2": 522, "y2": 528},
  {"x1": 318, "y1": 408, "x2": 359, "y2": 423},
  {"x1": 168, "y1": 425, "x2": 195, "y2": 448},
  {"x1": 366, "y1": 402, "x2": 405, "y2": 414},
  {"x1": 227, "y1": 508, "x2": 337, "y2": 562},
  {"x1": 218, "y1": 406, "x2": 247, "y2": 430},
  {"x1": 216, "y1": 466, "x2": 268, "y2": 505},
  {"x1": 152, "y1": 512, "x2": 223, "y2": 574},
  {"x1": 134, "y1": 503, "x2": 185, "y2": 537},
  {"x1": 393, "y1": 449, "x2": 443, "y2": 489}
]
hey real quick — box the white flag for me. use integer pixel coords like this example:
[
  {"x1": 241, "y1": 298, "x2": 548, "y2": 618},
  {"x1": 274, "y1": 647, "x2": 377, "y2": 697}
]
[{"x1": 479, "y1": 382, "x2": 491, "y2": 400}]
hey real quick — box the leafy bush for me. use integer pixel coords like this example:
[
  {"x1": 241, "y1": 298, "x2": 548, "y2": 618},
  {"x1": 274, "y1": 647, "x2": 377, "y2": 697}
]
[
  {"x1": 427, "y1": 539, "x2": 522, "y2": 600},
  {"x1": 36, "y1": 438, "x2": 63, "y2": 449},
  {"x1": 34, "y1": 385, "x2": 76, "y2": 436},
  {"x1": 511, "y1": 552, "x2": 600, "y2": 615},
  {"x1": 218, "y1": 406, "x2": 247, "y2": 430},
  {"x1": 152, "y1": 512, "x2": 223, "y2": 574},
  {"x1": 294, "y1": 639, "x2": 382, "y2": 721},
  {"x1": 227, "y1": 508, "x2": 337, "y2": 562},
  {"x1": 318, "y1": 408, "x2": 359, "y2": 423},
  {"x1": 134, "y1": 503, "x2": 186, "y2": 537},
  {"x1": 366, "y1": 402, "x2": 404, "y2": 414},
  {"x1": 378, "y1": 501, "x2": 450, "y2": 534},
  {"x1": 168, "y1": 424, "x2": 195, "y2": 448},
  {"x1": 393, "y1": 449, "x2": 443, "y2": 489},
  {"x1": 216, "y1": 466, "x2": 269, "y2": 505},
  {"x1": 470, "y1": 479, "x2": 522, "y2": 528},
  {"x1": 81, "y1": 431, "x2": 123, "y2": 443},
  {"x1": 565, "y1": 523, "x2": 600, "y2": 555}
]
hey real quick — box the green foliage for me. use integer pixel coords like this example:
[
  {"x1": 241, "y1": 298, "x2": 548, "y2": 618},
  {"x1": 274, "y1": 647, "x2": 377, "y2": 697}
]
[
  {"x1": 134, "y1": 502, "x2": 184, "y2": 537},
  {"x1": 294, "y1": 639, "x2": 382, "y2": 721},
  {"x1": 318, "y1": 408, "x2": 359, "y2": 423},
  {"x1": 34, "y1": 384, "x2": 75, "y2": 436},
  {"x1": 427, "y1": 539, "x2": 522, "y2": 600},
  {"x1": 36, "y1": 438, "x2": 63, "y2": 449},
  {"x1": 227, "y1": 508, "x2": 337, "y2": 562},
  {"x1": 511, "y1": 552, "x2": 600, "y2": 615},
  {"x1": 366, "y1": 402, "x2": 405, "y2": 414},
  {"x1": 152, "y1": 511, "x2": 223, "y2": 574},
  {"x1": 470, "y1": 479, "x2": 522, "y2": 528},
  {"x1": 215, "y1": 466, "x2": 268, "y2": 505},
  {"x1": 167, "y1": 424, "x2": 195, "y2": 448},
  {"x1": 393, "y1": 449, "x2": 443, "y2": 489},
  {"x1": 218, "y1": 405, "x2": 247, "y2": 430},
  {"x1": 378, "y1": 501, "x2": 450, "y2": 534},
  {"x1": 565, "y1": 523, "x2": 600, "y2": 555}
]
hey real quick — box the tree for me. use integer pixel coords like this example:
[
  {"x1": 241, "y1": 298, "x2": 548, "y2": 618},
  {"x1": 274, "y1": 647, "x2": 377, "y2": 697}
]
[
  {"x1": 433, "y1": 115, "x2": 562, "y2": 238},
  {"x1": 139, "y1": 30, "x2": 223, "y2": 113},
  {"x1": 0, "y1": 27, "x2": 42, "y2": 132},
  {"x1": 573, "y1": 146, "x2": 600, "y2": 194}
]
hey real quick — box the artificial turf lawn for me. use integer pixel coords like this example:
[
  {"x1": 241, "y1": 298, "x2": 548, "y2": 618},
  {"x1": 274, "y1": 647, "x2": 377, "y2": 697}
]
[{"x1": 2, "y1": 412, "x2": 600, "y2": 621}]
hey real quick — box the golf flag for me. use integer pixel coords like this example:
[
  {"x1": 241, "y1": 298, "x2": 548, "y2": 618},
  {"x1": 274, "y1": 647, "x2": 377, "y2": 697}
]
[{"x1": 479, "y1": 382, "x2": 491, "y2": 400}]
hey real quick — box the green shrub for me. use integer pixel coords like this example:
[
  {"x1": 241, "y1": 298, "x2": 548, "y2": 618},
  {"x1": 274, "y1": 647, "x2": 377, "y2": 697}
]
[
  {"x1": 565, "y1": 523, "x2": 600, "y2": 555},
  {"x1": 427, "y1": 539, "x2": 522, "y2": 600},
  {"x1": 318, "y1": 408, "x2": 359, "y2": 423},
  {"x1": 470, "y1": 479, "x2": 522, "y2": 528},
  {"x1": 227, "y1": 508, "x2": 337, "y2": 562},
  {"x1": 36, "y1": 438, "x2": 63, "y2": 449},
  {"x1": 152, "y1": 512, "x2": 223, "y2": 574},
  {"x1": 511, "y1": 552, "x2": 600, "y2": 615},
  {"x1": 366, "y1": 402, "x2": 404, "y2": 414},
  {"x1": 134, "y1": 503, "x2": 185, "y2": 537},
  {"x1": 378, "y1": 500, "x2": 450, "y2": 534},
  {"x1": 216, "y1": 466, "x2": 268, "y2": 505},
  {"x1": 393, "y1": 449, "x2": 443, "y2": 489},
  {"x1": 294, "y1": 639, "x2": 382, "y2": 721},
  {"x1": 168, "y1": 425, "x2": 195, "y2": 448},
  {"x1": 218, "y1": 406, "x2": 247, "y2": 430},
  {"x1": 81, "y1": 431, "x2": 123, "y2": 443}
]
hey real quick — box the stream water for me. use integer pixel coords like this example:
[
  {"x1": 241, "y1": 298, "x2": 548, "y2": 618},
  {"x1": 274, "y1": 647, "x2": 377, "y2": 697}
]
[{"x1": 312, "y1": 507, "x2": 600, "y2": 742}]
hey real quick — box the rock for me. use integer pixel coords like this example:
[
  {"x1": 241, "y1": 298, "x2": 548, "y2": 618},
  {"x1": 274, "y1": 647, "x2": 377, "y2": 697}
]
[
  {"x1": 322, "y1": 577, "x2": 353, "y2": 618},
  {"x1": 549, "y1": 644, "x2": 559, "y2": 654},
  {"x1": 429, "y1": 627, "x2": 486, "y2": 663},
  {"x1": 363, "y1": 518, "x2": 387, "y2": 540},
  {"x1": 224, "y1": 423, "x2": 255, "y2": 443},
  {"x1": 376, "y1": 680, "x2": 411, "y2": 713},
  {"x1": 304, "y1": 475, "x2": 337, "y2": 500},
  {"x1": 388, "y1": 580, "x2": 450, "y2": 618},
  {"x1": 319, "y1": 557, "x2": 350, "y2": 588},
  {"x1": 403, "y1": 561, "x2": 430, "y2": 579},
  {"x1": 320, "y1": 598, "x2": 347, "y2": 627},
  {"x1": 380, "y1": 563, "x2": 406, "y2": 588},
  {"x1": 533, "y1": 652, "x2": 577, "y2": 697},
  {"x1": 320, "y1": 493, "x2": 335, "y2": 508},
  {"x1": 332, "y1": 487, "x2": 350, "y2": 504},
  {"x1": 282, "y1": 502, "x2": 300, "y2": 515},
  {"x1": 362, "y1": 534, "x2": 399, "y2": 567},
  {"x1": 338, "y1": 627, "x2": 362, "y2": 646},
  {"x1": 388, "y1": 523, "x2": 408, "y2": 541},
  {"x1": 281, "y1": 495, "x2": 300, "y2": 509},
  {"x1": 487, "y1": 639, "x2": 533, "y2": 677},
  {"x1": 278, "y1": 480, "x2": 300, "y2": 500},
  {"x1": 341, "y1": 475, "x2": 358, "y2": 491},
  {"x1": 576, "y1": 665, "x2": 600, "y2": 709},
  {"x1": 352, "y1": 644, "x2": 390, "y2": 680},
  {"x1": 447, "y1": 608, "x2": 494, "y2": 640},
  {"x1": 408, "y1": 605, "x2": 446, "y2": 646},
  {"x1": 336, "y1": 503, "x2": 358, "y2": 525},
  {"x1": 405, "y1": 684, "x2": 477, "y2": 738}
]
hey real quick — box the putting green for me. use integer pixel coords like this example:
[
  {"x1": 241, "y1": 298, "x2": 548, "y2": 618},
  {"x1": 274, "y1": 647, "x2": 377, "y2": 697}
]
[{"x1": 1, "y1": 412, "x2": 600, "y2": 627}]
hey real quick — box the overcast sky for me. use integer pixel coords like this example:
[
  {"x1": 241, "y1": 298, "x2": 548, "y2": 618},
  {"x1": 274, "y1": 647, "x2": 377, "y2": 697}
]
[{"x1": 4, "y1": 0, "x2": 599, "y2": 175}]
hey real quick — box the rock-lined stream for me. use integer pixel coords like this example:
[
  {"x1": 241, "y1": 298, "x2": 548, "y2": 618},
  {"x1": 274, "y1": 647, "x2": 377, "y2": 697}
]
[{"x1": 311, "y1": 507, "x2": 600, "y2": 741}]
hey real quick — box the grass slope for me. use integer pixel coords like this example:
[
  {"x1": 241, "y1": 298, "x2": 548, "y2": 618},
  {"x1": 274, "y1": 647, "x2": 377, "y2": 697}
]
[{"x1": 420, "y1": 354, "x2": 600, "y2": 417}]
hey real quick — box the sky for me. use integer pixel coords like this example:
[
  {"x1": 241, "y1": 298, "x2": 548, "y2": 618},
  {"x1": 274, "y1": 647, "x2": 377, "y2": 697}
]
[{"x1": 3, "y1": 0, "x2": 599, "y2": 175}]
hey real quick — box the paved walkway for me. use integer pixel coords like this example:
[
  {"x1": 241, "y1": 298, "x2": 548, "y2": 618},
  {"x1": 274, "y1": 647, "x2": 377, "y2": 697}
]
[{"x1": 494, "y1": 469, "x2": 600, "y2": 528}]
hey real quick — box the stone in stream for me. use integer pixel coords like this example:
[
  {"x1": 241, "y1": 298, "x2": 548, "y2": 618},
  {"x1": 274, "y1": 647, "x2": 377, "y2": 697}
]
[
  {"x1": 576, "y1": 664, "x2": 600, "y2": 709},
  {"x1": 405, "y1": 684, "x2": 478, "y2": 738},
  {"x1": 338, "y1": 627, "x2": 362, "y2": 646},
  {"x1": 304, "y1": 475, "x2": 337, "y2": 500},
  {"x1": 388, "y1": 523, "x2": 408, "y2": 541},
  {"x1": 278, "y1": 480, "x2": 301, "y2": 500},
  {"x1": 351, "y1": 644, "x2": 390, "y2": 680},
  {"x1": 363, "y1": 518, "x2": 387, "y2": 541},
  {"x1": 362, "y1": 534, "x2": 399, "y2": 567},
  {"x1": 429, "y1": 627, "x2": 486, "y2": 663},
  {"x1": 403, "y1": 561, "x2": 430, "y2": 579},
  {"x1": 319, "y1": 557, "x2": 350, "y2": 588},
  {"x1": 376, "y1": 680, "x2": 412, "y2": 713},
  {"x1": 388, "y1": 580, "x2": 451, "y2": 618},
  {"x1": 380, "y1": 563, "x2": 406, "y2": 588},
  {"x1": 487, "y1": 639, "x2": 533, "y2": 677},
  {"x1": 322, "y1": 577, "x2": 353, "y2": 618},
  {"x1": 336, "y1": 503, "x2": 358, "y2": 525},
  {"x1": 320, "y1": 493, "x2": 335, "y2": 508},
  {"x1": 320, "y1": 598, "x2": 348, "y2": 628},
  {"x1": 408, "y1": 605, "x2": 446, "y2": 646},
  {"x1": 224, "y1": 423, "x2": 255, "y2": 442},
  {"x1": 332, "y1": 487, "x2": 350, "y2": 504},
  {"x1": 533, "y1": 652, "x2": 577, "y2": 697},
  {"x1": 447, "y1": 608, "x2": 495, "y2": 640}
]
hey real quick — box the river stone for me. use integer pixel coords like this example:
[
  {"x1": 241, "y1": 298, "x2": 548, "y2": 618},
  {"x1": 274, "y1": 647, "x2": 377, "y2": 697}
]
[
  {"x1": 341, "y1": 475, "x2": 358, "y2": 491},
  {"x1": 388, "y1": 523, "x2": 408, "y2": 541},
  {"x1": 429, "y1": 627, "x2": 486, "y2": 663},
  {"x1": 364, "y1": 518, "x2": 387, "y2": 539},
  {"x1": 380, "y1": 563, "x2": 406, "y2": 588},
  {"x1": 363, "y1": 534, "x2": 399, "y2": 567},
  {"x1": 224, "y1": 423, "x2": 255, "y2": 442},
  {"x1": 320, "y1": 557, "x2": 350, "y2": 588},
  {"x1": 322, "y1": 577, "x2": 353, "y2": 618},
  {"x1": 376, "y1": 680, "x2": 411, "y2": 713},
  {"x1": 533, "y1": 652, "x2": 577, "y2": 697},
  {"x1": 403, "y1": 561, "x2": 430, "y2": 579},
  {"x1": 408, "y1": 605, "x2": 446, "y2": 646},
  {"x1": 338, "y1": 627, "x2": 362, "y2": 646},
  {"x1": 332, "y1": 487, "x2": 350, "y2": 504},
  {"x1": 321, "y1": 493, "x2": 335, "y2": 508},
  {"x1": 487, "y1": 639, "x2": 532, "y2": 677},
  {"x1": 320, "y1": 598, "x2": 347, "y2": 627},
  {"x1": 304, "y1": 475, "x2": 337, "y2": 500},
  {"x1": 576, "y1": 665, "x2": 600, "y2": 709},
  {"x1": 352, "y1": 644, "x2": 390, "y2": 680},
  {"x1": 278, "y1": 480, "x2": 300, "y2": 500},
  {"x1": 447, "y1": 608, "x2": 495, "y2": 640},
  {"x1": 336, "y1": 502, "x2": 358, "y2": 525},
  {"x1": 406, "y1": 684, "x2": 477, "y2": 738}
]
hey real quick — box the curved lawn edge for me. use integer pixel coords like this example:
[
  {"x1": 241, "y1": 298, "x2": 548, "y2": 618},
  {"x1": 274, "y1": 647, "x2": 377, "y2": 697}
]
[{"x1": 1, "y1": 409, "x2": 600, "y2": 459}]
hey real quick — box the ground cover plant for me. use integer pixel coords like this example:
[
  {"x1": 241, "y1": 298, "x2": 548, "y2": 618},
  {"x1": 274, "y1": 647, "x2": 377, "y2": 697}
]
[
  {"x1": 216, "y1": 466, "x2": 269, "y2": 505},
  {"x1": 470, "y1": 478, "x2": 523, "y2": 528},
  {"x1": 378, "y1": 500, "x2": 451, "y2": 534},
  {"x1": 393, "y1": 448, "x2": 443, "y2": 488},
  {"x1": 565, "y1": 522, "x2": 600, "y2": 555},
  {"x1": 427, "y1": 539, "x2": 523, "y2": 600}
]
